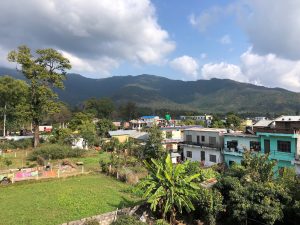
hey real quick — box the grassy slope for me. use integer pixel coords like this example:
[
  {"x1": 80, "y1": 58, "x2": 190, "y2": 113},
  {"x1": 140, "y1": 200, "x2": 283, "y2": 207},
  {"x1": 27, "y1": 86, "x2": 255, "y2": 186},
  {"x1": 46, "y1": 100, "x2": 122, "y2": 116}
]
[{"x1": 0, "y1": 174, "x2": 139, "y2": 225}]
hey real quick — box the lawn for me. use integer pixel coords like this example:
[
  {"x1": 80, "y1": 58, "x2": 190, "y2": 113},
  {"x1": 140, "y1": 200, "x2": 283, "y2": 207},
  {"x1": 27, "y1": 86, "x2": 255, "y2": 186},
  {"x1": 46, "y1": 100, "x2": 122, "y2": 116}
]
[
  {"x1": 0, "y1": 174, "x2": 140, "y2": 225},
  {"x1": 1, "y1": 149, "x2": 111, "y2": 172}
]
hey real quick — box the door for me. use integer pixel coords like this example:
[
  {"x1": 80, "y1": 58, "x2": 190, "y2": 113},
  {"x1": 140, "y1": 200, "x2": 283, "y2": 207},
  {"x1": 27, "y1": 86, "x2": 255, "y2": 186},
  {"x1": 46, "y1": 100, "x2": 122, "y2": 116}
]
[
  {"x1": 264, "y1": 139, "x2": 270, "y2": 154},
  {"x1": 201, "y1": 151, "x2": 205, "y2": 161}
]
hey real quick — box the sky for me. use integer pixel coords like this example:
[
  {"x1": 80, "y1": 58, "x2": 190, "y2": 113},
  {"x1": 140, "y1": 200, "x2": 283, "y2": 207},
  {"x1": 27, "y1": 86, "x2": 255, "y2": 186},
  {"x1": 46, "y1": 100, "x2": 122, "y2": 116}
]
[{"x1": 0, "y1": 0, "x2": 300, "y2": 92}]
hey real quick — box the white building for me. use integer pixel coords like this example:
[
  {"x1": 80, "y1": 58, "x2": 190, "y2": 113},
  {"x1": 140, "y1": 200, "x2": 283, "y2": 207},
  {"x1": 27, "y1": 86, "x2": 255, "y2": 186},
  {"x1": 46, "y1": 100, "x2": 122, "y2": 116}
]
[{"x1": 182, "y1": 128, "x2": 227, "y2": 166}]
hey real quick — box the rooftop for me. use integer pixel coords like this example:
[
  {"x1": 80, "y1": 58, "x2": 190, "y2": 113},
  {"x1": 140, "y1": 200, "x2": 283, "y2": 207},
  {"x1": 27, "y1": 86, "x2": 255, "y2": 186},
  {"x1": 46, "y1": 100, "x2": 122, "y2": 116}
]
[
  {"x1": 224, "y1": 132, "x2": 258, "y2": 138},
  {"x1": 184, "y1": 127, "x2": 227, "y2": 133},
  {"x1": 274, "y1": 116, "x2": 300, "y2": 122},
  {"x1": 160, "y1": 125, "x2": 203, "y2": 131},
  {"x1": 253, "y1": 120, "x2": 273, "y2": 127},
  {"x1": 108, "y1": 130, "x2": 137, "y2": 136}
]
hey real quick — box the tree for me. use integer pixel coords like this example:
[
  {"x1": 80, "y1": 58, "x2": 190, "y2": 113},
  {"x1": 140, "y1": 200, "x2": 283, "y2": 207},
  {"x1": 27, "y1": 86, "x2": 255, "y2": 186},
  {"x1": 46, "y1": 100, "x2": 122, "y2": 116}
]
[
  {"x1": 68, "y1": 112, "x2": 94, "y2": 131},
  {"x1": 143, "y1": 126, "x2": 164, "y2": 160},
  {"x1": 119, "y1": 101, "x2": 138, "y2": 121},
  {"x1": 77, "y1": 120, "x2": 97, "y2": 147},
  {"x1": 83, "y1": 97, "x2": 114, "y2": 119},
  {"x1": 196, "y1": 188, "x2": 224, "y2": 225},
  {"x1": 8, "y1": 45, "x2": 71, "y2": 147},
  {"x1": 46, "y1": 102, "x2": 72, "y2": 128},
  {"x1": 96, "y1": 118, "x2": 116, "y2": 137},
  {"x1": 0, "y1": 76, "x2": 29, "y2": 136},
  {"x1": 137, "y1": 155, "x2": 200, "y2": 224},
  {"x1": 217, "y1": 152, "x2": 289, "y2": 225},
  {"x1": 226, "y1": 113, "x2": 241, "y2": 130}
]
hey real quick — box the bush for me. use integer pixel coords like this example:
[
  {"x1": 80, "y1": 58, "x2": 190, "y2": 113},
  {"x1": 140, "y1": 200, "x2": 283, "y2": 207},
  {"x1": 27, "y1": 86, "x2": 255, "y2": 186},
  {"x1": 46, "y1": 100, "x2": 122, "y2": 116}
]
[
  {"x1": 27, "y1": 144, "x2": 85, "y2": 161},
  {"x1": 10, "y1": 138, "x2": 33, "y2": 149},
  {"x1": 111, "y1": 216, "x2": 145, "y2": 225},
  {"x1": 155, "y1": 219, "x2": 169, "y2": 225}
]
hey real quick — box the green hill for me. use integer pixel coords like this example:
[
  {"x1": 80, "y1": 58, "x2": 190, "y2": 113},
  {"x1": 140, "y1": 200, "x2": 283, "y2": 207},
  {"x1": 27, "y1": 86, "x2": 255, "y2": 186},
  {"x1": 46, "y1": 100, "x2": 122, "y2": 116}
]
[{"x1": 1, "y1": 67, "x2": 300, "y2": 113}]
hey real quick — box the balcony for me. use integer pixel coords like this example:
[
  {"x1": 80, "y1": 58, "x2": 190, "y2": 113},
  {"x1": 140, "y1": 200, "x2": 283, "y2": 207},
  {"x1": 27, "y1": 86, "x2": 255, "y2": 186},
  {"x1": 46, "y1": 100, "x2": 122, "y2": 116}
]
[
  {"x1": 268, "y1": 149, "x2": 295, "y2": 160},
  {"x1": 255, "y1": 127, "x2": 300, "y2": 135},
  {"x1": 181, "y1": 141, "x2": 221, "y2": 150}
]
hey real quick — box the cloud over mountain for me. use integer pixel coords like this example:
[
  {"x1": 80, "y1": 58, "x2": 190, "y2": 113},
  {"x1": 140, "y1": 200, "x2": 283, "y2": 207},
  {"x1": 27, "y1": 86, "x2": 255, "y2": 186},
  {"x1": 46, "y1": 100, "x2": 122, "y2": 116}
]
[{"x1": 0, "y1": 0, "x2": 175, "y2": 77}]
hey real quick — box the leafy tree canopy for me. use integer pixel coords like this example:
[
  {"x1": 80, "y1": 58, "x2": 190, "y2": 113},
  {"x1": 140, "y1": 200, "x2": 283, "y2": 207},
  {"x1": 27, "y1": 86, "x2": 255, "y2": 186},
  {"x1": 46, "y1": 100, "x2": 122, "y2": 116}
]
[{"x1": 7, "y1": 45, "x2": 71, "y2": 147}]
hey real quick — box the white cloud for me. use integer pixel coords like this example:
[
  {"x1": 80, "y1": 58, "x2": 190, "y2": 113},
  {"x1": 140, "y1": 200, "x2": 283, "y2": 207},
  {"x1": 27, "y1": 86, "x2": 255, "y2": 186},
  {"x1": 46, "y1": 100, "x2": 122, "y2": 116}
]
[
  {"x1": 201, "y1": 62, "x2": 246, "y2": 82},
  {"x1": 219, "y1": 35, "x2": 231, "y2": 45},
  {"x1": 0, "y1": 0, "x2": 175, "y2": 77},
  {"x1": 240, "y1": 49, "x2": 300, "y2": 90},
  {"x1": 201, "y1": 49, "x2": 300, "y2": 92},
  {"x1": 189, "y1": 5, "x2": 236, "y2": 32},
  {"x1": 170, "y1": 55, "x2": 199, "y2": 79}
]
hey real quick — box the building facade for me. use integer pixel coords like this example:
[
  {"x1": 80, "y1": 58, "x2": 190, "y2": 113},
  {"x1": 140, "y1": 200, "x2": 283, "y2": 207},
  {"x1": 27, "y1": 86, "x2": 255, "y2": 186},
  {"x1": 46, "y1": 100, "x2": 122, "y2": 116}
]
[{"x1": 182, "y1": 128, "x2": 226, "y2": 166}]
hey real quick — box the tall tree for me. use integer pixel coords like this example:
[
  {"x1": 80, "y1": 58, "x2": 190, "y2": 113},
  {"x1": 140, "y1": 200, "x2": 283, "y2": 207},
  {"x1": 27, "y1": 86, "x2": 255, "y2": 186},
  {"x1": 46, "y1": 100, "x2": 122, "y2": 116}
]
[
  {"x1": 120, "y1": 101, "x2": 138, "y2": 121},
  {"x1": 0, "y1": 76, "x2": 29, "y2": 136},
  {"x1": 83, "y1": 97, "x2": 114, "y2": 119},
  {"x1": 96, "y1": 118, "x2": 116, "y2": 137},
  {"x1": 143, "y1": 125, "x2": 164, "y2": 160},
  {"x1": 8, "y1": 45, "x2": 71, "y2": 147}
]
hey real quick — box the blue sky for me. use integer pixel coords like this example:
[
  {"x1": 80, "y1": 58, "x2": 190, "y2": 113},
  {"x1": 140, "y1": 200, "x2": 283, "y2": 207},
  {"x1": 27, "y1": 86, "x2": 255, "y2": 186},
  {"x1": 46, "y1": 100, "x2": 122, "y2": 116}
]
[{"x1": 0, "y1": 0, "x2": 300, "y2": 91}]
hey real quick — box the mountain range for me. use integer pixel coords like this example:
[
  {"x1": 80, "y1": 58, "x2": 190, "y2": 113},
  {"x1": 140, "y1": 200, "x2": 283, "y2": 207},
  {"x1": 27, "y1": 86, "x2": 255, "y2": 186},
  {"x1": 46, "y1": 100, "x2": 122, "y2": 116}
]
[{"x1": 1, "y1": 67, "x2": 300, "y2": 113}]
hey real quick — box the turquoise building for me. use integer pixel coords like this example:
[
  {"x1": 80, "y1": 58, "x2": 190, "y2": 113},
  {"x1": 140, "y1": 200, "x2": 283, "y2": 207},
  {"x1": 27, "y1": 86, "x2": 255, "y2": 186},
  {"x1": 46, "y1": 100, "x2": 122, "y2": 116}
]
[
  {"x1": 256, "y1": 132, "x2": 296, "y2": 172},
  {"x1": 223, "y1": 133, "x2": 260, "y2": 166}
]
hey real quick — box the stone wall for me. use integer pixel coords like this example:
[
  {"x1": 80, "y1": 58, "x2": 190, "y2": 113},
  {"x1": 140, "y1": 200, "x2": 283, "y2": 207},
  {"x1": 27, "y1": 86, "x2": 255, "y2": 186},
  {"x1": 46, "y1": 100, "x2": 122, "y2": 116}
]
[{"x1": 61, "y1": 205, "x2": 140, "y2": 225}]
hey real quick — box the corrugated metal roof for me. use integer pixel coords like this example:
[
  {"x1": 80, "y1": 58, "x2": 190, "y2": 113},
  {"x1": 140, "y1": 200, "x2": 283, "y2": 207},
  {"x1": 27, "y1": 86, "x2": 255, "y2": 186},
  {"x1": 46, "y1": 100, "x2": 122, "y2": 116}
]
[
  {"x1": 253, "y1": 120, "x2": 273, "y2": 127},
  {"x1": 108, "y1": 130, "x2": 137, "y2": 136}
]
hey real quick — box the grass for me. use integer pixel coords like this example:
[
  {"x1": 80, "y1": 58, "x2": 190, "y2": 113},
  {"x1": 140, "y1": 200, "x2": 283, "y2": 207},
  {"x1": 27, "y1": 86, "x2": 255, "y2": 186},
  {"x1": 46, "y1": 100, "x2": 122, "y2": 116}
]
[
  {"x1": 1, "y1": 149, "x2": 111, "y2": 172},
  {"x1": 0, "y1": 174, "x2": 140, "y2": 225}
]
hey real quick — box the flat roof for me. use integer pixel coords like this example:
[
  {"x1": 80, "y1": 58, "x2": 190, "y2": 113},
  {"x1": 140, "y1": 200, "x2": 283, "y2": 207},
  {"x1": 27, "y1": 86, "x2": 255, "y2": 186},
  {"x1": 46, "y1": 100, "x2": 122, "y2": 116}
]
[
  {"x1": 274, "y1": 116, "x2": 300, "y2": 122},
  {"x1": 224, "y1": 132, "x2": 258, "y2": 138},
  {"x1": 184, "y1": 127, "x2": 227, "y2": 133}
]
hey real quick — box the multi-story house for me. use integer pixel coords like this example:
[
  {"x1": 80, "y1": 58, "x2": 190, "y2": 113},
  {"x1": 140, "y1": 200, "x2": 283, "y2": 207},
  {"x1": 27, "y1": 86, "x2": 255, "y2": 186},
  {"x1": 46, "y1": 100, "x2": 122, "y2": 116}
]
[
  {"x1": 254, "y1": 116, "x2": 300, "y2": 174},
  {"x1": 179, "y1": 115, "x2": 213, "y2": 127},
  {"x1": 182, "y1": 128, "x2": 227, "y2": 166},
  {"x1": 223, "y1": 132, "x2": 260, "y2": 166},
  {"x1": 161, "y1": 127, "x2": 183, "y2": 152}
]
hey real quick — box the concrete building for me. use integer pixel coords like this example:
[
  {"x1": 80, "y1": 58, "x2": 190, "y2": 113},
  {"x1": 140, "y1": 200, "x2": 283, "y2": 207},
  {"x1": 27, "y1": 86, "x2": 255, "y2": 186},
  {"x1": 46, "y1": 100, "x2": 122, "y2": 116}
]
[
  {"x1": 182, "y1": 128, "x2": 227, "y2": 166},
  {"x1": 223, "y1": 132, "x2": 260, "y2": 166},
  {"x1": 254, "y1": 116, "x2": 300, "y2": 175}
]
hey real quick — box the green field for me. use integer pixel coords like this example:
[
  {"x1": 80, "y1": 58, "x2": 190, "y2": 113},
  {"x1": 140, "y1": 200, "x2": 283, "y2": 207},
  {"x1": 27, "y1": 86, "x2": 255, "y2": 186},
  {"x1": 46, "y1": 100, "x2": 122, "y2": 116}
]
[{"x1": 0, "y1": 174, "x2": 139, "y2": 225}]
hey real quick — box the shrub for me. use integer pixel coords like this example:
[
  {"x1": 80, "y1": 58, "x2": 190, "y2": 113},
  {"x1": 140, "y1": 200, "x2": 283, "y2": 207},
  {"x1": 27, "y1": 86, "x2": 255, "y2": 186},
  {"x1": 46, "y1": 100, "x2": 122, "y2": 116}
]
[
  {"x1": 155, "y1": 219, "x2": 169, "y2": 225},
  {"x1": 28, "y1": 144, "x2": 85, "y2": 161},
  {"x1": 10, "y1": 138, "x2": 33, "y2": 149},
  {"x1": 111, "y1": 215, "x2": 145, "y2": 225}
]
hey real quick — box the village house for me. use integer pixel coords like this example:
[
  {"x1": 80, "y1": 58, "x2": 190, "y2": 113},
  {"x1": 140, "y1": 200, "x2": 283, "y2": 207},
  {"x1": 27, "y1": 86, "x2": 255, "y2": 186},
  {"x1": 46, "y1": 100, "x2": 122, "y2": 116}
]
[
  {"x1": 179, "y1": 114, "x2": 213, "y2": 127},
  {"x1": 223, "y1": 132, "x2": 260, "y2": 166},
  {"x1": 182, "y1": 128, "x2": 227, "y2": 166},
  {"x1": 254, "y1": 116, "x2": 300, "y2": 175}
]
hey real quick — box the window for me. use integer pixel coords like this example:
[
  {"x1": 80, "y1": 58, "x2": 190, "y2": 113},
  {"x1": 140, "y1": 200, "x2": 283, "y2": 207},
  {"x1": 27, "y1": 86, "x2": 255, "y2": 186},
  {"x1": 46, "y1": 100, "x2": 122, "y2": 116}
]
[
  {"x1": 166, "y1": 131, "x2": 172, "y2": 139},
  {"x1": 185, "y1": 135, "x2": 192, "y2": 143},
  {"x1": 209, "y1": 136, "x2": 217, "y2": 147},
  {"x1": 201, "y1": 151, "x2": 205, "y2": 161},
  {"x1": 209, "y1": 154, "x2": 217, "y2": 163},
  {"x1": 186, "y1": 151, "x2": 192, "y2": 158},
  {"x1": 227, "y1": 140, "x2": 238, "y2": 149},
  {"x1": 277, "y1": 141, "x2": 291, "y2": 153},
  {"x1": 201, "y1": 136, "x2": 205, "y2": 142},
  {"x1": 197, "y1": 135, "x2": 200, "y2": 144},
  {"x1": 250, "y1": 141, "x2": 260, "y2": 151}
]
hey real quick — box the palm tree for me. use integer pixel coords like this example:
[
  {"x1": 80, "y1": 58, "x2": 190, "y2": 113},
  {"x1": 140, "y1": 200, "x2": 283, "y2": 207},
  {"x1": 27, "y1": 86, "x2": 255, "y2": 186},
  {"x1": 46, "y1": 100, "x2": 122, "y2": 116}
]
[{"x1": 137, "y1": 155, "x2": 200, "y2": 224}]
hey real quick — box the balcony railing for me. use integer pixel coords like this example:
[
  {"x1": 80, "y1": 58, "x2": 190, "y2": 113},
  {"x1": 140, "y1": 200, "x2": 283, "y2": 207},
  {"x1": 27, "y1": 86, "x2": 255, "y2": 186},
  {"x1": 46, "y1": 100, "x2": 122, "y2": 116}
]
[
  {"x1": 182, "y1": 141, "x2": 221, "y2": 149},
  {"x1": 255, "y1": 127, "x2": 300, "y2": 135}
]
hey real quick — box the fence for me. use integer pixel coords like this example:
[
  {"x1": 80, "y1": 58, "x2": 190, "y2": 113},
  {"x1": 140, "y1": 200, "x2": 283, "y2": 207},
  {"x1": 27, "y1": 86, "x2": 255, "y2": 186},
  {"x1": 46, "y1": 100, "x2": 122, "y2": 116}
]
[{"x1": 7, "y1": 165, "x2": 85, "y2": 183}]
